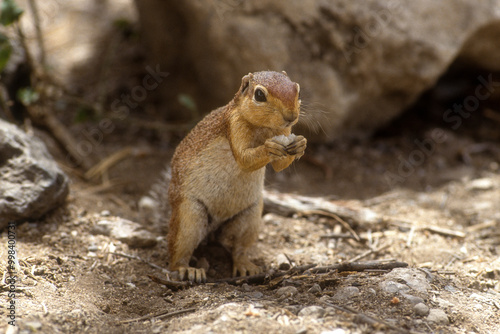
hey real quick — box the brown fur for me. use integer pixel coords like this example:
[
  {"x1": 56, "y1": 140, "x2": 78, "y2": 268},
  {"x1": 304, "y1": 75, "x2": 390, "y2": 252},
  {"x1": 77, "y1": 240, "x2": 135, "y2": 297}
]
[{"x1": 167, "y1": 71, "x2": 306, "y2": 282}]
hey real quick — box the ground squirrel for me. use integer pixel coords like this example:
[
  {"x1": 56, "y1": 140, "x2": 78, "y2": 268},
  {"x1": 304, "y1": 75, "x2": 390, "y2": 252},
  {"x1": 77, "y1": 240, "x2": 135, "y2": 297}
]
[{"x1": 167, "y1": 71, "x2": 306, "y2": 282}]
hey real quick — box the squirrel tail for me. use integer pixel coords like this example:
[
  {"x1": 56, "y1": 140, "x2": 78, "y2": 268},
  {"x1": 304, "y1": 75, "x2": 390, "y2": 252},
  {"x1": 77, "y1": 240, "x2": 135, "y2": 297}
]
[{"x1": 139, "y1": 166, "x2": 171, "y2": 231}]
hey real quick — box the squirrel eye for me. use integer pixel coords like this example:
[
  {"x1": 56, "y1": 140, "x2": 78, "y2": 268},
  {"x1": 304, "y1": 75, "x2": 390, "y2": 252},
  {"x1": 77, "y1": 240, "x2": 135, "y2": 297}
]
[{"x1": 254, "y1": 88, "x2": 267, "y2": 102}]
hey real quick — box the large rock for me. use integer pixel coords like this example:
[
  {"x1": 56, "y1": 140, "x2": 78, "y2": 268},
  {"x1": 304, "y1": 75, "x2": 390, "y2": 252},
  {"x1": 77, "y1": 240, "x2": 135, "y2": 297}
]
[
  {"x1": 0, "y1": 119, "x2": 69, "y2": 228},
  {"x1": 134, "y1": 0, "x2": 500, "y2": 141}
]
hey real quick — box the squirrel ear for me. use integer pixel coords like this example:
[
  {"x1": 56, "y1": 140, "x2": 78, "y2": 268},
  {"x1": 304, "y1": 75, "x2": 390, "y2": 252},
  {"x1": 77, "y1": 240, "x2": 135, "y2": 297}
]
[
  {"x1": 282, "y1": 70, "x2": 288, "y2": 77},
  {"x1": 239, "y1": 73, "x2": 253, "y2": 95}
]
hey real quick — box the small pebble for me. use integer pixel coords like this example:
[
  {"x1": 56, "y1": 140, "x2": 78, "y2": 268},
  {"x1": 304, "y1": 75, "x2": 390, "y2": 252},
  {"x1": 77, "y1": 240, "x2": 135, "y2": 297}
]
[
  {"x1": 332, "y1": 286, "x2": 360, "y2": 301},
  {"x1": 298, "y1": 305, "x2": 325, "y2": 318},
  {"x1": 33, "y1": 267, "x2": 45, "y2": 275},
  {"x1": 414, "y1": 303, "x2": 429, "y2": 316},
  {"x1": 276, "y1": 286, "x2": 298, "y2": 298},
  {"x1": 321, "y1": 330, "x2": 346, "y2": 334},
  {"x1": 24, "y1": 321, "x2": 43, "y2": 330},
  {"x1": 308, "y1": 283, "x2": 322, "y2": 294},
  {"x1": 427, "y1": 308, "x2": 449, "y2": 325},
  {"x1": 401, "y1": 293, "x2": 424, "y2": 305},
  {"x1": 138, "y1": 196, "x2": 157, "y2": 211},
  {"x1": 276, "y1": 253, "x2": 291, "y2": 270},
  {"x1": 249, "y1": 292, "x2": 263, "y2": 299},
  {"x1": 100, "y1": 210, "x2": 111, "y2": 216},
  {"x1": 88, "y1": 244, "x2": 99, "y2": 252},
  {"x1": 467, "y1": 178, "x2": 494, "y2": 191}
]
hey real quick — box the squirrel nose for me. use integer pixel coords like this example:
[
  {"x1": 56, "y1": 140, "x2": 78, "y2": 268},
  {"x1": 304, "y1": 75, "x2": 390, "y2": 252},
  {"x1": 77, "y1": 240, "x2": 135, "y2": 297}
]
[{"x1": 283, "y1": 113, "x2": 298, "y2": 123}]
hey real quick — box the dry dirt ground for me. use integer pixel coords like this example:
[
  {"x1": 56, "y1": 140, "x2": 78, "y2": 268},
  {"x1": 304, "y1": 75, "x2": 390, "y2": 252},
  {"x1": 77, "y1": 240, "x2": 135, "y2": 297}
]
[
  {"x1": 1, "y1": 1, "x2": 500, "y2": 334},
  {"x1": 2, "y1": 128, "x2": 500, "y2": 334}
]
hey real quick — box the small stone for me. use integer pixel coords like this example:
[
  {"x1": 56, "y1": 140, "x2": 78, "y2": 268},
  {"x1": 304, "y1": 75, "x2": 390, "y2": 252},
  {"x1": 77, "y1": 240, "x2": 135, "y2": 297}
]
[
  {"x1": 308, "y1": 283, "x2": 322, "y2": 294},
  {"x1": 24, "y1": 320, "x2": 43, "y2": 330},
  {"x1": 88, "y1": 244, "x2": 99, "y2": 252},
  {"x1": 381, "y1": 280, "x2": 409, "y2": 294},
  {"x1": 321, "y1": 330, "x2": 346, "y2": 334},
  {"x1": 401, "y1": 293, "x2": 424, "y2": 305},
  {"x1": 249, "y1": 291, "x2": 263, "y2": 299},
  {"x1": 414, "y1": 303, "x2": 429, "y2": 316},
  {"x1": 92, "y1": 218, "x2": 157, "y2": 248},
  {"x1": 138, "y1": 196, "x2": 157, "y2": 211},
  {"x1": 285, "y1": 305, "x2": 301, "y2": 315},
  {"x1": 0, "y1": 119, "x2": 69, "y2": 228},
  {"x1": 100, "y1": 210, "x2": 111, "y2": 216},
  {"x1": 427, "y1": 308, "x2": 449, "y2": 325},
  {"x1": 467, "y1": 178, "x2": 494, "y2": 191},
  {"x1": 33, "y1": 267, "x2": 45, "y2": 275},
  {"x1": 276, "y1": 286, "x2": 298, "y2": 298},
  {"x1": 298, "y1": 305, "x2": 325, "y2": 318},
  {"x1": 381, "y1": 268, "x2": 431, "y2": 294},
  {"x1": 332, "y1": 286, "x2": 360, "y2": 301},
  {"x1": 276, "y1": 253, "x2": 291, "y2": 270}
]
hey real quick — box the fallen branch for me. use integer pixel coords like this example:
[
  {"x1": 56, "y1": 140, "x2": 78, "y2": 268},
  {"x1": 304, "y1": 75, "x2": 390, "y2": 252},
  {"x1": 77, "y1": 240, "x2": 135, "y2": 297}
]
[
  {"x1": 27, "y1": 105, "x2": 95, "y2": 170},
  {"x1": 263, "y1": 190, "x2": 381, "y2": 226},
  {"x1": 213, "y1": 261, "x2": 408, "y2": 286},
  {"x1": 299, "y1": 209, "x2": 361, "y2": 241},
  {"x1": 148, "y1": 275, "x2": 193, "y2": 291},
  {"x1": 389, "y1": 219, "x2": 466, "y2": 239},
  {"x1": 310, "y1": 260, "x2": 408, "y2": 274},
  {"x1": 85, "y1": 147, "x2": 136, "y2": 181},
  {"x1": 119, "y1": 307, "x2": 197, "y2": 324}
]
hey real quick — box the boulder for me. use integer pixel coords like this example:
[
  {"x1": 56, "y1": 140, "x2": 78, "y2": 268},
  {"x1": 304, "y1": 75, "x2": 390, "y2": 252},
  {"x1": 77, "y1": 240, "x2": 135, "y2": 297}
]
[
  {"x1": 0, "y1": 119, "x2": 69, "y2": 228},
  {"x1": 134, "y1": 0, "x2": 500, "y2": 141}
]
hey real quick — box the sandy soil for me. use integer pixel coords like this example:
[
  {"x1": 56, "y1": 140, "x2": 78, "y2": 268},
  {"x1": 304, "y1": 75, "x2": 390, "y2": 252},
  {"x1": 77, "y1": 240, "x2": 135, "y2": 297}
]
[{"x1": 1, "y1": 1, "x2": 499, "y2": 333}]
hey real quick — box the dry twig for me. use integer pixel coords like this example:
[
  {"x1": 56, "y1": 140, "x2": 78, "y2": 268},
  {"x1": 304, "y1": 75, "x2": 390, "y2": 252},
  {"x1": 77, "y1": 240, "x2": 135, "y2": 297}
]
[
  {"x1": 347, "y1": 243, "x2": 392, "y2": 262},
  {"x1": 263, "y1": 190, "x2": 381, "y2": 226},
  {"x1": 323, "y1": 302, "x2": 414, "y2": 334},
  {"x1": 120, "y1": 307, "x2": 197, "y2": 324},
  {"x1": 148, "y1": 275, "x2": 193, "y2": 291}
]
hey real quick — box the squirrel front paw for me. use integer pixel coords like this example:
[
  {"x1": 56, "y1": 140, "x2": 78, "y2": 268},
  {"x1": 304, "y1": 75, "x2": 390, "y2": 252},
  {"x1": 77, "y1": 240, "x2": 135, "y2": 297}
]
[
  {"x1": 178, "y1": 266, "x2": 207, "y2": 283},
  {"x1": 285, "y1": 135, "x2": 307, "y2": 159},
  {"x1": 265, "y1": 137, "x2": 288, "y2": 158}
]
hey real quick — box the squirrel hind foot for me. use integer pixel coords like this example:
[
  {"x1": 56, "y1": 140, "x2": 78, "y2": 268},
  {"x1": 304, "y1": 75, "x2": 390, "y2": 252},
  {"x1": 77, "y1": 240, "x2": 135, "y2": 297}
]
[
  {"x1": 232, "y1": 258, "x2": 262, "y2": 277},
  {"x1": 177, "y1": 266, "x2": 207, "y2": 283}
]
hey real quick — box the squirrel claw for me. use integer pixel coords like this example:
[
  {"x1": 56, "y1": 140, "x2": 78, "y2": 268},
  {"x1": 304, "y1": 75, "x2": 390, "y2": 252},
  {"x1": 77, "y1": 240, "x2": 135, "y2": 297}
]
[
  {"x1": 265, "y1": 138, "x2": 288, "y2": 158},
  {"x1": 232, "y1": 258, "x2": 262, "y2": 277},
  {"x1": 178, "y1": 266, "x2": 207, "y2": 283},
  {"x1": 285, "y1": 135, "x2": 307, "y2": 156}
]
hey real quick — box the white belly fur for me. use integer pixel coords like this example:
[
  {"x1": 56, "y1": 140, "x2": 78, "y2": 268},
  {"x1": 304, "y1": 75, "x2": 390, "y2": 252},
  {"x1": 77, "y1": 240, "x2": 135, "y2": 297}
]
[{"x1": 184, "y1": 136, "x2": 264, "y2": 225}]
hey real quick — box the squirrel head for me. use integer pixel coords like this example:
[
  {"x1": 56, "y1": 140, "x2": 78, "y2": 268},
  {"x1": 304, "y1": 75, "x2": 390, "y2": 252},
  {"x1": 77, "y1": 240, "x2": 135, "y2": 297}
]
[{"x1": 233, "y1": 71, "x2": 301, "y2": 130}]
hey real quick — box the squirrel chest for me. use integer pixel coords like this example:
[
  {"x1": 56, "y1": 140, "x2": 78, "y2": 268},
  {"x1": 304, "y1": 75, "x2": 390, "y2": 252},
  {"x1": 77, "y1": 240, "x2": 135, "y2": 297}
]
[
  {"x1": 183, "y1": 135, "x2": 264, "y2": 226},
  {"x1": 168, "y1": 107, "x2": 264, "y2": 231}
]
